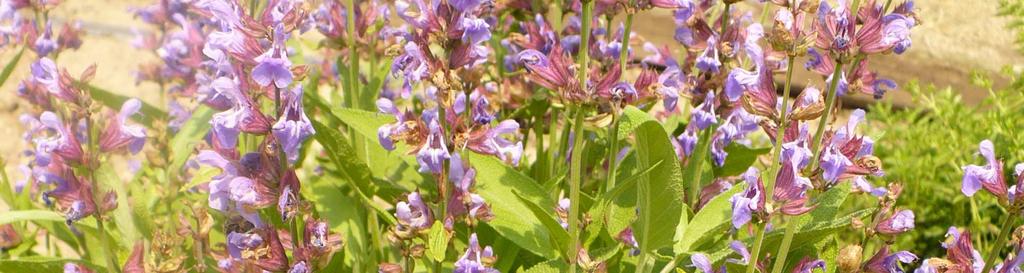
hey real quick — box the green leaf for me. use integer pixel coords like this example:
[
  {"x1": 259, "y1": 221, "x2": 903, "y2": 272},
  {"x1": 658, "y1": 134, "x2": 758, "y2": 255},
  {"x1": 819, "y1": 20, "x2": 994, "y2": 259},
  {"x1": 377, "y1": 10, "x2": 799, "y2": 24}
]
[
  {"x1": 514, "y1": 191, "x2": 571, "y2": 261},
  {"x1": 334, "y1": 107, "x2": 396, "y2": 139},
  {"x1": 94, "y1": 163, "x2": 141, "y2": 245},
  {"x1": 467, "y1": 153, "x2": 559, "y2": 257},
  {"x1": 310, "y1": 119, "x2": 376, "y2": 197},
  {"x1": 0, "y1": 210, "x2": 66, "y2": 225},
  {"x1": 633, "y1": 121, "x2": 686, "y2": 253},
  {"x1": 180, "y1": 166, "x2": 220, "y2": 192},
  {"x1": 87, "y1": 85, "x2": 167, "y2": 127},
  {"x1": 616, "y1": 106, "x2": 656, "y2": 140},
  {"x1": 0, "y1": 257, "x2": 102, "y2": 272},
  {"x1": 675, "y1": 183, "x2": 745, "y2": 254},
  {"x1": 169, "y1": 106, "x2": 214, "y2": 175},
  {"x1": 0, "y1": 47, "x2": 25, "y2": 87},
  {"x1": 427, "y1": 221, "x2": 450, "y2": 262},
  {"x1": 304, "y1": 176, "x2": 367, "y2": 268},
  {"x1": 522, "y1": 259, "x2": 569, "y2": 273},
  {"x1": 713, "y1": 144, "x2": 770, "y2": 177}
]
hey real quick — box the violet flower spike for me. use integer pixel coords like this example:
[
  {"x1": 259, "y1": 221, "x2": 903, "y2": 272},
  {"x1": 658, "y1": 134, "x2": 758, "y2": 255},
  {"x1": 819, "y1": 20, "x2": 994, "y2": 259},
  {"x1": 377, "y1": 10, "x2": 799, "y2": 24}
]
[{"x1": 272, "y1": 86, "x2": 315, "y2": 163}]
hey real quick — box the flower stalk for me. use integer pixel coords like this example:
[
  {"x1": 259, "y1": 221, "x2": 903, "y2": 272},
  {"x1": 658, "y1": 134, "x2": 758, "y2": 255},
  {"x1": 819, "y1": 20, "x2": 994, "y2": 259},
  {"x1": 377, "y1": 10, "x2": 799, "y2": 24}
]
[
  {"x1": 767, "y1": 56, "x2": 799, "y2": 273},
  {"x1": 568, "y1": 1, "x2": 594, "y2": 271},
  {"x1": 981, "y1": 213, "x2": 1017, "y2": 273},
  {"x1": 607, "y1": 4, "x2": 635, "y2": 192}
]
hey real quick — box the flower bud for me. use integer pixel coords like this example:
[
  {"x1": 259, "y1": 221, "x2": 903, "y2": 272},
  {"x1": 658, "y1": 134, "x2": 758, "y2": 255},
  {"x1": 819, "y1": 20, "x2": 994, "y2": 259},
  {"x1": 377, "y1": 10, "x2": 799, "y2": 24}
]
[{"x1": 837, "y1": 244, "x2": 863, "y2": 273}]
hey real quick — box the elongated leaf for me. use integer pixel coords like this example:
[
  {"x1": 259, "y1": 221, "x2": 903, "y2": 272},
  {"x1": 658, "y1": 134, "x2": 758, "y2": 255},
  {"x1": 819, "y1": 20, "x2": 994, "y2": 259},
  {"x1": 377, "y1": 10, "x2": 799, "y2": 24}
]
[
  {"x1": 0, "y1": 210, "x2": 65, "y2": 225},
  {"x1": 522, "y1": 259, "x2": 569, "y2": 273},
  {"x1": 304, "y1": 176, "x2": 367, "y2": 268},
  {"x1": 87, "y1": 85, "x2": 167, "y2": 127},
  {"x1": 514, "y1": 191, "x2": 571, "y2": 261},
  {"x1": 311, "y1": 119, "x2": 376, "y2": 197},
  {"x1": 633, "y1": 121, "x2": 686, "y2": 253},
  {"x1": 713, "y1": 144, "x2": 770, "y2": 177},
  {"x1": 675, "y1": 183, "x2": 745, "y2": 254},
  {"x1": 0, "y1": 47, "x2": 25, "y2": 88},
  {"x1": 0, "y1": 257, "x2": 102, "y2": 272},
  {"x1": 95, "y1": 163, "x2": 141, "y2": 245},
  {"x1": 705, "y1": 208, "x2": 873, "y2": 264},
  {"x1": 169, "y1": 106, "x2": 214, "y2": 175},
  {"x1": 467, "y1": 153, "x2": 559, "y2": 257},
  {"x1": 616, "y1": 106, "x2": 655, "y2": 140},
  {"x1": 180, "y1": 166, "x2": 219, "y2": 192},
  {"x1": 427, "y1": 221, "x2": 450, "y2": 262},
  {"x1": 334, "y1": 107, "x2": 396, "y2": 139}
]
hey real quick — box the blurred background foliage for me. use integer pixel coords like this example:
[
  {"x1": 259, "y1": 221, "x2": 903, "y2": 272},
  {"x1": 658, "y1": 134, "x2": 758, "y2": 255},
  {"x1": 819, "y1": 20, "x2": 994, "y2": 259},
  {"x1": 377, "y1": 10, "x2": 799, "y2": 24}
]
[{"x1": 860, "y1": 0, "x2": 1024, "y2": 258}]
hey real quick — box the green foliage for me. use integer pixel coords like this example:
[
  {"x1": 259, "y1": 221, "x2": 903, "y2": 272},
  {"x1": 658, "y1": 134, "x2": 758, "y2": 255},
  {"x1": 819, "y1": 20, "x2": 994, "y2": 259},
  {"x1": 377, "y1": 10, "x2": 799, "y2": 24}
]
[{"x1": 867, "y1": 77, "x2": 1024, "y2": 256}]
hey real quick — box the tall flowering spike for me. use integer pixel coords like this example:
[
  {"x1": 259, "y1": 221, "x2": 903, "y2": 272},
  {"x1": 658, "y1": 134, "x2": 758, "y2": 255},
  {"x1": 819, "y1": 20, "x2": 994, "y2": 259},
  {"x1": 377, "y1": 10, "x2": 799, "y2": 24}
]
[
  {"x1": 962, "y1": 139, "x2": 1007, "y2": 199},
  {"x1": 272, "y1": 86, "x2": 315, "y2": 163},
  {"x1": 35, "y1": 112, "x2": 84, "y2": 166},
  {"x1": 252, "y1": 25, "x2": 293, "y2": 88},
  {"x1": 453, "y1": 233, "x2": 498, "y2": 273},
  {"x1": 875, "y1": 209, "x2": 915, "y2": 235},
  {"x1": 99, "y1": 98, "x2": 147, "y2": 154}
]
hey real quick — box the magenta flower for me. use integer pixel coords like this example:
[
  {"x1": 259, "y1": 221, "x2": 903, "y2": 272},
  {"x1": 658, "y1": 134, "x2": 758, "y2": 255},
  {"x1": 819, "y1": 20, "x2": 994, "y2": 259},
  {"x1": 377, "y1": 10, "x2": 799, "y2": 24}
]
[{"x1": 99, "y1": 99, "x2": 147, "y2": 154}]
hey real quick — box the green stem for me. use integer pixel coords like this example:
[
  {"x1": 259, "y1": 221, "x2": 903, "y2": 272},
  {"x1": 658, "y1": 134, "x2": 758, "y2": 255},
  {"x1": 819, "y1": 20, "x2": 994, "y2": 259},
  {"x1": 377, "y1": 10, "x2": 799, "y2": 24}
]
[
  {"x1": 569, "y1": 2, "x2": 593, "y2": 270},
  {"x1": 568, "y1": 109, "x2": 587, "y2": 273},
  {"x1": 981, "y1": 214, "x2": 1017, "y2": 273},
  {"x1": 636, "y1": 252, "x2": 652, "y2": 273},
  {"x1": 689, "y1": 128, "x2": 714, "y2": 208},
  {"x1": 95, "y1": 217, "x2": 121, "y2": 273},
  {"x1": 745, "y1": 223, "x2": 767, "y2": 273},
  {"x1": 807, "y1": 61, "x2": 845, "y2": 171},
  {"x1": 767, "y1": 58, "x2": 798, "y2": 273},
  {"x1": 720, "y1": 3, "x2": 731, "y2": 35},
  {"x1": 607, "y1": 7, "x2": 634, "y2": 192}
]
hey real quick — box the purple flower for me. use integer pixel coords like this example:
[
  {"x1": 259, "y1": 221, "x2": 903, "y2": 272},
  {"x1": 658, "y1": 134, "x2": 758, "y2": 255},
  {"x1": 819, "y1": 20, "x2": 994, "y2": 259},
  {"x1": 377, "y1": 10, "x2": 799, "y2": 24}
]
[
  {"x1": 467, "y1": 120, "x2": 523, "y2": 166},
  {"x1": 792, "y1": 258, "x2": 827, "y2": 273},
  {"x1": 820, "y1": 145, "x2": 853, "y2": 183},
  {"x1": 865, "y1": 246, "x2": 917, "y2": 273},
  {"x1": 617, "y1": 228, "x2": 640, "y2": 256},
  {"x1": 252, "y1": 36, "x2": 293, "y2": 89},
  {"x1": 656, "y1": 66, "x2": 683, "y2": 110},
  {"x1": 696, "y1": 37, "x2": 721, "y2": 73},
  {"x1": 962, "y1": 139, "x2": 1007, "y2": 199},
  {"x1": 730, "y1": 168, "x2": 765, "y2": 228},
  {"x1": 882, "y1": 14, "x2": 914, "y2": 54},
  {"x1": 99, "y1": 99, "x2": 147, "y2": 154},
  {"x1": 64, "y1": 263, "x2": 94, "y2": 273},
  {"x1": 196, "y1": 150, "x2": 264, "y2": 227},
  {"x1": 727, "y1": 241, "x2": 751, "y2": 265},
  {"x1": 450, "y1": 0, "x2": 483, "y2": 12},
  {"x1": 210, "y1": 77, "x2": 272, "y2": 148},
  {"x1": 692, "y1": 93, "x2": 717, "y2": 130},
  {"x1": 34, "y1": 112, "x2": 84, "y2": 166},
  {"x1": 470, "y1": 91, "x2": 495, "y2": 125},
  {"x1": 460, "y1": 16, "x2": 491, "y2": 45},
  {"x1": 395, "y1": 191, "x2": 433, "y2": 232},
  {"x1": 876, "y1": 209, "x2": 915, "y2": 235},
  {"x1": 34, "y1": 23, "x2": 57, "y2": 56},
  {"x1": 417, "y1": 116, "x2": 450, "y2": 174},
  {"x1": 556, "y1": 197, "x2": 570, "y2": 229},
  {"x1": 676, "y1": 126, "x2": 698, "y2": 158},
  {"x1": 454, "y1": 233, "x2": 498, "y2": 273},
  {"x1": 689, "y1": 253, "x2": 723, "y2": 273},
  {"x1": 272, "y1": 86, "x2": 315, "y2": 163},
  {"x1": 392, "y1": 40, "x2": 431, "y2": 85}
]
